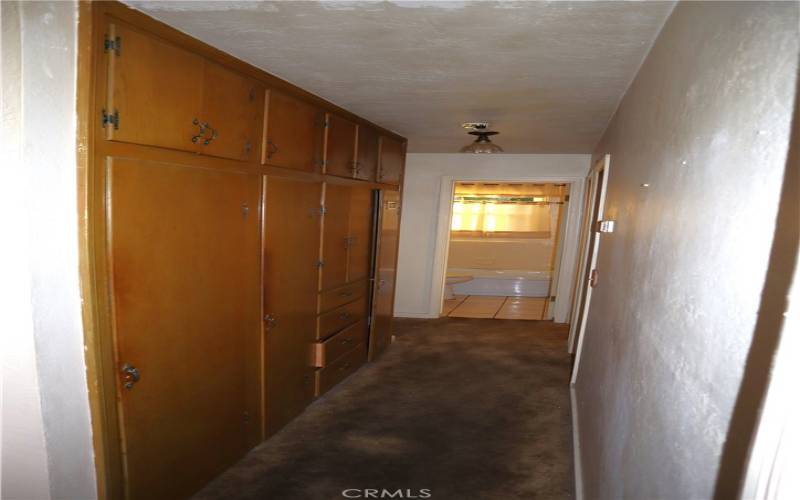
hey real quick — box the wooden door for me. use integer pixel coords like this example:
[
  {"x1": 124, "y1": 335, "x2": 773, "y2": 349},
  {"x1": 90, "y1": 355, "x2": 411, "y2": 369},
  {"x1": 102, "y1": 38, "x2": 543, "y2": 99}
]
[
  {"x1": 377, "y1": 136, "x2": 405, "y2": 185},
  {"x1": 569, "y1": 155, "x2": 610, "y2": 383},
  {"x1": 199, "y1": 62, "x2": 263, "y2": 162},
  {"x1": 108, "y1": 158, "x2": 261, "y2": 500},
  {"x1": 262, "y1": 176, "x2": 322, "y2": 435},
  {"x1": 325, "y1": 114, "x2": 357, "y2": 178},
  {"x1": 347, "y1": 186, "x2": 374, "y2": 283},
  {"x1": 355, "y1": 125, "x2": 379, "y2": 181},
  {"x1": 263, "y1": 90, "x2": 324, "y2": 172},
  {"x1": 105, "y1": 22, "x2": 203, "y2": 153},
  {"x1": 321, "y1": 183, "x2": 351, "y2": 291},
  {"x1": 369, "y1": 190, "x2": 401, "y2": 361}
]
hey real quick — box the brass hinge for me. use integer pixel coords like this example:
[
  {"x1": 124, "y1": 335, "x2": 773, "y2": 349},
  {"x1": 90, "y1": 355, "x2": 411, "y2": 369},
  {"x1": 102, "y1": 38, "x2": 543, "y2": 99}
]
[
  {"x1": 319, "y1": 205, "x2": 328, "y2": 215},
  {"x1": 565, "y1": 194, "x2": 570, "y2": 202},
  {"x1": 315, "y1": 260, "x2": 325, "y2": 268},
  {"x1": 101, "y1": 109, "x2": 119, "y2": 129},
  {"x1": 104, "y1": 34, "x2": 121, "y2": 55},
  {"x1": 550, "y1": 296, "x2": 556, "y2": 302}
]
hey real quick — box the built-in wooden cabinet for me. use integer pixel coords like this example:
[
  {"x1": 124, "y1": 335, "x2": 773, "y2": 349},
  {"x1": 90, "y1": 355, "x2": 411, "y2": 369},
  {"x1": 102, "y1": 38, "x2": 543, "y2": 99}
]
[
  {"x1": 325, "y1": 114, "x2": 358, "y2": 178},
  {"x1": 378, "y1": 136, "x2": 406, "y2": 185},
  {"x1": 105, "y1": 22, "x2": 262, "y2": 162},
  {"x1": 90, "y1": 4, "x2": 406, "y2": 499},
  {"x1": 369, "y1": 190, "x2": 402, "y2": 361},
  {"x1": 355, "y1": 125, "x2": 380, "y2": 181},
  {"x1": 263, "y1": 90, "x2": 324, "y2": 171}
]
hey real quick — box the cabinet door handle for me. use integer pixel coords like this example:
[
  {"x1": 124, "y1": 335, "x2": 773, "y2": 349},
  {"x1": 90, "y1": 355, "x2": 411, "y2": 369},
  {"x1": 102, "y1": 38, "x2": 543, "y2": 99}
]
[
  {"x1": 191, "y1": 118, "x2": 208, "y2": 143},
  {"x1": 203, "y1": 124, "x2": 218, "y2": 146},
  {"x1": 267, "y1": 139, "x2": 278, "y2": 159}
]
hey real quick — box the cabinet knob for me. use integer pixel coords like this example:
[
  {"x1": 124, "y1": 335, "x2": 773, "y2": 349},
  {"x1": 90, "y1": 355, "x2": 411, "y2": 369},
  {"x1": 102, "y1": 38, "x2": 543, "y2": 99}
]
[{"x1": 266, "y1": 139, "x2": 278, "y2": 159}]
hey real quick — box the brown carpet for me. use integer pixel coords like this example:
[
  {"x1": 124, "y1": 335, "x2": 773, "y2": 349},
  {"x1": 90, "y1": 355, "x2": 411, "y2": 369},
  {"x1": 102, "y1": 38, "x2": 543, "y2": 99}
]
[{"x1": 194, "y1": 318, "x2": 574, "y2": 500}]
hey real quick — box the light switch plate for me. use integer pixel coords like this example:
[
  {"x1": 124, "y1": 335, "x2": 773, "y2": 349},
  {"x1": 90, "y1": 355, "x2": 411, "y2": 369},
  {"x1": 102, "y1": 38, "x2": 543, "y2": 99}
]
[{"x1": 598, "y1": 220, "x2": 616, "y2": 233}]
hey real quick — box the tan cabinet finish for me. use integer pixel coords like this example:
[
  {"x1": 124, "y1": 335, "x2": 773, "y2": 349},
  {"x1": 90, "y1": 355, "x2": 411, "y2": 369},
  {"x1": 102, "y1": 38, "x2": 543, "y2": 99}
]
[
  {"x1": 108, "y1": 158, "x2": 261, "y2": 500},
  {"x1": 325, "y1": 114, "x2": 357, "y2": 178},
  {"x1": 320, "y1": 184, "x2": 374, "y2": 291},
  {"x1": 378, "y1": 136, "x2": 406, "y2": 185},
  {"x1": 317, "y1": 296, "x2": 368, "y2": 340},
  {"x1": 262, "y1": 176, "x2": 322, "y2": 436},
  {"x1": 200, "y1": 61, "x2": 263, "y2": 162},
  {"x1": 369, "y1": 190, "x2": 402, "y2": 361},
  {"x1": 347, "y1": 187, "x2": 374, "y2": 283},
  {"x1": 106, "y1": 23, "x2": 262, "y2": 161},
  {"x1": 105, "y1": 22, "x2": 204, "y2": 152},
  {"x1": 315, "y1": 344, "x2": 367, "y2": 397},
  {"x1": 312, "y1": 319, "x2": 368, "y2": 368},
  {"x1": 264, "y1": 90, "x2": 324, "y2": 171},
  {"x1": 319, "y1": 280, "x2": 368, "y2": 314},
  {"x1": 355, "y1": 125, "x2": 379, "y2": 181}
]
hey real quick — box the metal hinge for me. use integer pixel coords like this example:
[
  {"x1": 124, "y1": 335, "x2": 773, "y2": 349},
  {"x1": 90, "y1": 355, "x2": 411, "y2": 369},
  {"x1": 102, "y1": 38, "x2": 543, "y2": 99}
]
[
  {"x1": 104, "y1": 34, "x2": 121, "y2": 55},
  {"x1": 319, "y1": 205, "x2": 328, "y2": 215},
  {"x1": 550, "y1": 296, "x2": 556, "y2": 302},
  {"x1": 102, "y1": 109, "x2": 119, "y2": 129},
  {"x1": 315, "y1": 260, "x2": 325, "y2": 268},
  {"x1": 565, "y1": 194, "x2": 570, "y2": 202}
]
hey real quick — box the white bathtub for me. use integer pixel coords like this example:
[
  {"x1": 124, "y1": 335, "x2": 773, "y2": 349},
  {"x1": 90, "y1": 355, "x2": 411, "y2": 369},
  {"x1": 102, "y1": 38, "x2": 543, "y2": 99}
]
[{"x1": 447, "y1": 268, "x2": 552, "y2": 297}]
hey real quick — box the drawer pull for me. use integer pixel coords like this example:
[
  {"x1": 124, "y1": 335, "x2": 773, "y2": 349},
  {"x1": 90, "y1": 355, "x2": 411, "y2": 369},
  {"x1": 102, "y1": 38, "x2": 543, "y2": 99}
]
[
  {"x1": 339, "y1": 313, "x2": 351, "y2": 320},
  {"x1": 340, "y1": 338, "x2": 352, "y2": 345},
  {"x1": 338, "y1": 291, "x2": 353, "y2": 297},
  {"x1": 340, "y1": 362, "x2": 351, "y2": 371}
]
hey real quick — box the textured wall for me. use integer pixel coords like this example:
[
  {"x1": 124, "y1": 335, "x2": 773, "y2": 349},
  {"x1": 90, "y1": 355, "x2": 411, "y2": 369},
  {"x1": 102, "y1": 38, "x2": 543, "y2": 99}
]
[
  {"x1": 574, "y1": 2, "x2": 799, "y2": 498},
  {"x1": 395, "y1": 154, "x2": 589, "y2": 320},
  {"x1": 0, "y1": 2, "x2": 97, "y2": 498}
]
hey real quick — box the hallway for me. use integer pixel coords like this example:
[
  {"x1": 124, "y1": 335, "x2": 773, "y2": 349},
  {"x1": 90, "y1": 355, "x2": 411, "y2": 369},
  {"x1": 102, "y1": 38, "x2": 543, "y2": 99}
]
[{"x1": 195, "y1": 319, "x2": 574, "y2": 499}]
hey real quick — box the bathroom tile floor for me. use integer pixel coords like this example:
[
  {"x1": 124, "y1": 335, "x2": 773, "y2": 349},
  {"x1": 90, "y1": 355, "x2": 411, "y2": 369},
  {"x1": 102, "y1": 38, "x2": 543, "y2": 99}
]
[{"x1": 444, "y1": 295, "x2": 549, "y2": 320}]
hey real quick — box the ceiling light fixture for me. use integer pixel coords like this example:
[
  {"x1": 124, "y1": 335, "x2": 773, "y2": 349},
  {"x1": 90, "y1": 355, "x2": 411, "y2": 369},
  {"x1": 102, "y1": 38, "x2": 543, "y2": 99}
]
[{"x1": 460, "y1": 123, "x2": 503, "y2": 154}]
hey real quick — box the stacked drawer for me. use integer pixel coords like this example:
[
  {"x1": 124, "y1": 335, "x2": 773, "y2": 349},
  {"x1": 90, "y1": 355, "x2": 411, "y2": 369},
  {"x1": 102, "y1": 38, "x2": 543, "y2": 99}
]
[{"x1": 313, "y1": 280, "x2": 369, "y2": 396}]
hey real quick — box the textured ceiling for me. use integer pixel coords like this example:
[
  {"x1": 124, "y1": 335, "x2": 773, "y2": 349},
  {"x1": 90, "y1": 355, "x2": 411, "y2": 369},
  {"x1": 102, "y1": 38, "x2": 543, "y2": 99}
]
[{"x1": 125, "y1": 1, "x2": 675, "y2": 153}]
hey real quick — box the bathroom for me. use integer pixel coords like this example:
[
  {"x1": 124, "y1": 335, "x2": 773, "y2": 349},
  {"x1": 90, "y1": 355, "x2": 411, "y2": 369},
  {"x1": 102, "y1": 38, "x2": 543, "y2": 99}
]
[{"x1": 443, "y1": 182, "x2": 568, "y2": 320}]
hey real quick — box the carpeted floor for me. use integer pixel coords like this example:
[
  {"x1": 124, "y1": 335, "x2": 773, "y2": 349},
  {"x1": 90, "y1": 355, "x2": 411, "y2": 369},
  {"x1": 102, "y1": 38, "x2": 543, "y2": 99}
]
[{"x1": 194, "y1": 318, "x2": 574, "y2": 500}]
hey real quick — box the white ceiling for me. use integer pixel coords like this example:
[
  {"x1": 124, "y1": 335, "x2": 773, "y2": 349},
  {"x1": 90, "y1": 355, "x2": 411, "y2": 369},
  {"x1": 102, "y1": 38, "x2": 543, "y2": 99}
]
[{"x1": 125, "y1": 1, "x2": 675, "y2": 153}]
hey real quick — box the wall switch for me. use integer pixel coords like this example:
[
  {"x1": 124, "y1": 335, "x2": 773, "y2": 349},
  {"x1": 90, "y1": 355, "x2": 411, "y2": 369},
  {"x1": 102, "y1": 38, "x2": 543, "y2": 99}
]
[{"x1": 597, "y1": 220, "x2": 616, "y2": 233}]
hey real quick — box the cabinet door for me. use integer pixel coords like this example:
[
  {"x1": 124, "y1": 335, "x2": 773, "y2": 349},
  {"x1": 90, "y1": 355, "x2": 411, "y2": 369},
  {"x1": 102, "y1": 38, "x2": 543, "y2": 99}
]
[
  {"x1": 369, "y1": 190, "x2": 401, "y2": 361},
  {"x1": 321, "y1": 183, "x2": 351, "y2": 291},
  {"x1": 355, "y1": 125, "x2": 379, "y2": 181},
  {"x1": 378, "y1": 136, "x2": 406, "y2": 185},
  {"x1": 325, "y1": 114, "x2": 357, "y2": 178},
  {"x1": 262, "y1": 176, "x2": 322, "y2": 436},
  {"x1": 108, "y1": 158, "x2": 261, "y2": 500},
  {"x1": 263, "y1": 90, "x2": 324, "y2": 172},
  {"x1": 347, "y1": 186, "x2": 374, "y2": 283},
  {"x1": 200, "y1": 62, "x2": 263, "y2": 162},
  {"x1": 105, "y1": 22, "x2": 203, "y2": 152}
]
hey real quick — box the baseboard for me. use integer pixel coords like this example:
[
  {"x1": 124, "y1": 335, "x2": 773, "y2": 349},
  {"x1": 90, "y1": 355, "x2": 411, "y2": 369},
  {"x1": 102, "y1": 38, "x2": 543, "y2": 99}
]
[
  {"x1": 570, "y1": 386, "x2": 584, "y2": 500},
  {"x1": 393, "y1": 311, "x2": 439, "y2": 319}
]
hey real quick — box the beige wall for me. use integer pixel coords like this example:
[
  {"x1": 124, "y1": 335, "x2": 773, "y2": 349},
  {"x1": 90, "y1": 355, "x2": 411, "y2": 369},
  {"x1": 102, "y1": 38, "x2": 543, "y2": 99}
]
[{"x1": 573, "y1": 2, "x2": 798, "y2": 498}]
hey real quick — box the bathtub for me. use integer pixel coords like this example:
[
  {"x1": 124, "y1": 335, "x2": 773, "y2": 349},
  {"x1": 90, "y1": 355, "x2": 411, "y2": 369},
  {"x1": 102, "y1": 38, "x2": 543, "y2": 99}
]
[{"x1": 447, "y1": 268, "x2": 552, "y2": 297}]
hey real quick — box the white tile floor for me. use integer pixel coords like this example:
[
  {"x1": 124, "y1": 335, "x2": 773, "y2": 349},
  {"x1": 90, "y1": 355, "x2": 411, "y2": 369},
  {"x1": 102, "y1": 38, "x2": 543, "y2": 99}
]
[{"x1": 442, "y1": 295, "x2": 549, "y2": 320}]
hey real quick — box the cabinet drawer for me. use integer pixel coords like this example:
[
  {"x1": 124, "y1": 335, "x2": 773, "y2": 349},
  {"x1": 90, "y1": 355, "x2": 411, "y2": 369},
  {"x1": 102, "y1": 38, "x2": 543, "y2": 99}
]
[
  {"x1": 317, "y1": 296, "x2": 367, "y2": 340},
  {"x1": 314, "y1": 343, "x2": 366, "y2": 397},
  {"x1": 312, "y1": 319, "x2": 368, "y2": 368},
  {"x1": 320, "y1": 280, "x2": 367, "y2": 313}
]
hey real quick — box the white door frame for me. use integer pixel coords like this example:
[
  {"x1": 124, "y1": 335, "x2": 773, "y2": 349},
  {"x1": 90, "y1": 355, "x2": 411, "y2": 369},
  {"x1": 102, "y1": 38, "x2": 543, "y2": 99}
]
[
  {"x1": 569, "y1": 154, "x2": 611, "y2": 386},
  {"x1": 429, "y1": 174, "x2": 586, "y2": 321}
]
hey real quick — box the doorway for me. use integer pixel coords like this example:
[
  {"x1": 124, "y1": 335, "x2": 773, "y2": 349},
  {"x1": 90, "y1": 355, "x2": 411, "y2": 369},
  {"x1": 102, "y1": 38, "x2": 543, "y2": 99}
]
[{"x1": 441, "y1": 182, "x2": 570, "y2": 320}]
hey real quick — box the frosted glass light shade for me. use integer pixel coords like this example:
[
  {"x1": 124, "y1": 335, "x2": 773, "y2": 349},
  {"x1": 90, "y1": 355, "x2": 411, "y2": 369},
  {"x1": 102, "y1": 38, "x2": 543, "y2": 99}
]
[{"x1": 460, "y1": 135, "x2": 504, "y2": 153}]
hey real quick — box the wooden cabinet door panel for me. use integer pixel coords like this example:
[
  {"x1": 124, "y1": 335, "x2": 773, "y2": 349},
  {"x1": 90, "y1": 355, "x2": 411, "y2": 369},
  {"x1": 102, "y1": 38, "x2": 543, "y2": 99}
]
[
  {"x1": 355, "y1": 125, "x2": 379, "y2": 181},
  {"x1": 325, "y1": 114, "x2": 357, "y2": 178},
  {"x1": 369, "y1": 190, "x2": 401, "y2": 361},
  {"x1": 378, "y1": 136, "x2": 405, "y2": 185},
  {"x1": 200, "y1": 62, "x2": 263, "y2": 162},
  {"x1": 262, "y1": 176, "x2": 322, "y2": 436},
  {"x1": 264, "y1": 90, "x2": 323, "y2": 172},
  {"x1": 108, "y1": 158, "x2": 261, "y2": 500},
  {"x1": 347, "y1": 186, "x2": 374, "y2": 283},
  {"x1": 321, "y1": 183, "x2": 350, "y2": 291},
  {"x1": 105, "y1": 22, "x2": 203, "y2": 153}
]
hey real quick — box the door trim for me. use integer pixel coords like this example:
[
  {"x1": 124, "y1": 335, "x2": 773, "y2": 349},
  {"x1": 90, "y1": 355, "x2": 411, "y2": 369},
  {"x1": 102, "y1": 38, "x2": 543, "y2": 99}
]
[
  {"x1": 428, "y1": 174, "x2": 587, "y2": 321},
  {"x1": 569, "y1": 154, "x2": 611, "y2": 386}
]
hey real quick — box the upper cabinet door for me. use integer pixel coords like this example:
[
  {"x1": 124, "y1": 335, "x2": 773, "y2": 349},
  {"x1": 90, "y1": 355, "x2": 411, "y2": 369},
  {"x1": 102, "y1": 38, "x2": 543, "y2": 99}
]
[
  {"x1": 355, "y1": 125, "x2": 379, "y2": 182},
  {"x1": 263, "y1": 90, "x2": 324, "y2": 172},
  {"x1": 321, "y1": 183, "x2": 351, "y2": 291},
  {"x1": 105, "y1": 22, "x2": 204, "y2": 153},
  {"x1": 199, "y1": 62, "x2": 263, "y2": 162},
  {"x1": 346, "y1": 187, "x2": 374, "y2": 283},
  {"x1": 378, "y1": 136, "x2": 406, "y2": 186},
  {"x1": 325, "y1": 114, "x2": 357, "y2": 178}
]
